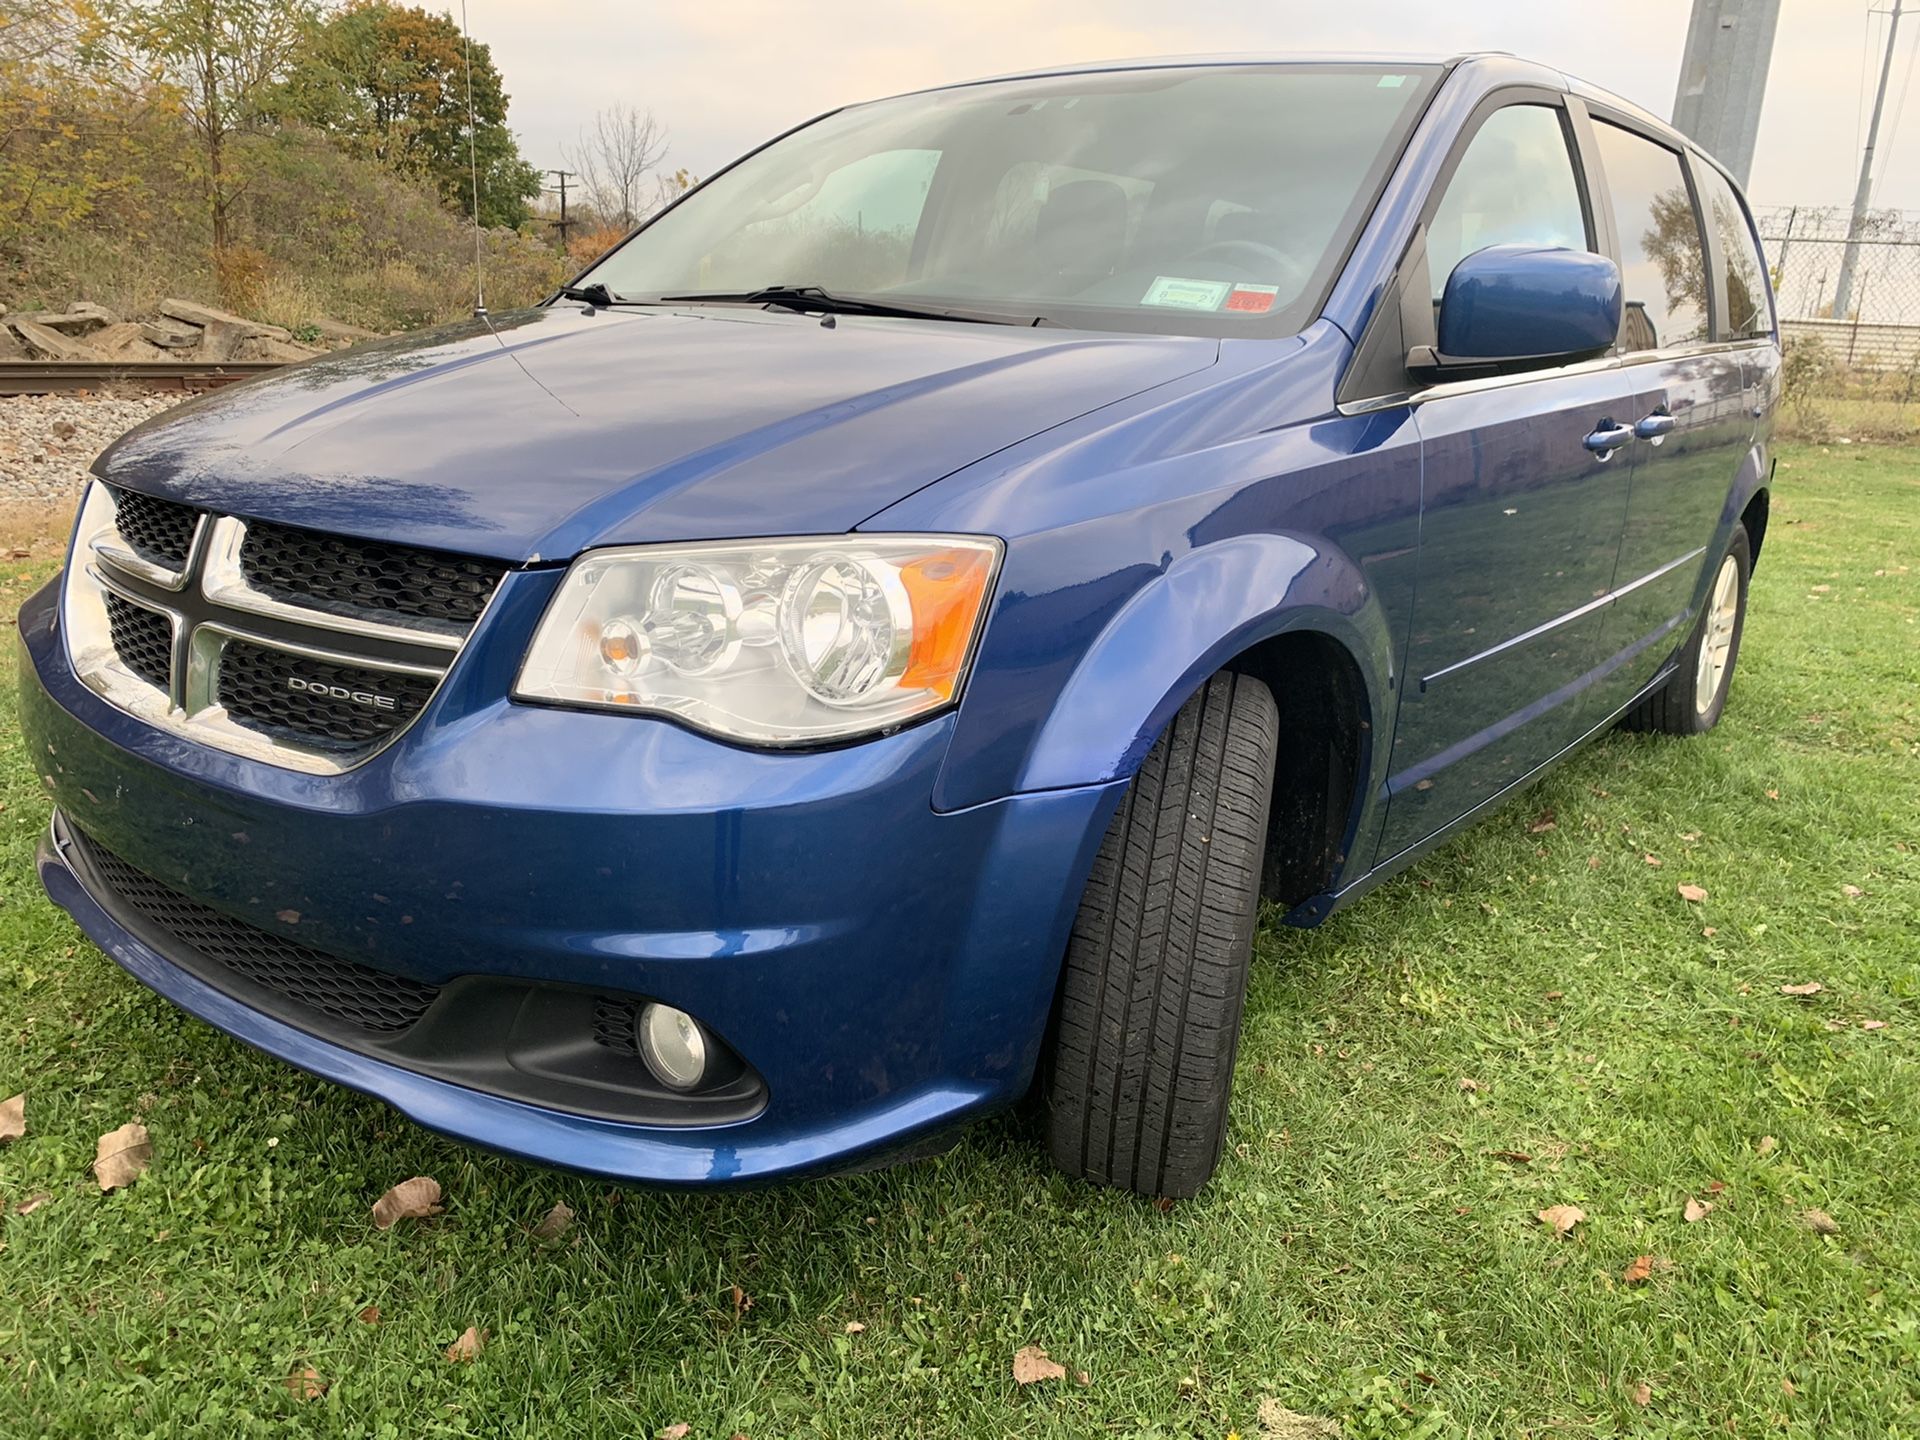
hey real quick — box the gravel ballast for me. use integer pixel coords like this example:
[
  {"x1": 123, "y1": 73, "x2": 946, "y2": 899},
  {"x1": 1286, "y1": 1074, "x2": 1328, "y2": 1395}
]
[{"x1": 0, "y1": 393, "x2": 184, "y2": 506}]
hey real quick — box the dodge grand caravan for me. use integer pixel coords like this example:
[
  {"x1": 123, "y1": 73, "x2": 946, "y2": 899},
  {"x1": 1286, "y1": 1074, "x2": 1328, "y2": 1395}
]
[{"x1": 21, "y1": 54, "x2": 1778, "y2": 1198}]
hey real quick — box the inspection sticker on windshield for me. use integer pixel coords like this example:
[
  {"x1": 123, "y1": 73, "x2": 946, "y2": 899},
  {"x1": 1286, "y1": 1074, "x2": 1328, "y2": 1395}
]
[
  {"x1": 1224, "y1": 284, "x2": 1280, "y2": 313},
  {"x1": 1143, "y1": 276, "x2": 1231, "y2": 310}
]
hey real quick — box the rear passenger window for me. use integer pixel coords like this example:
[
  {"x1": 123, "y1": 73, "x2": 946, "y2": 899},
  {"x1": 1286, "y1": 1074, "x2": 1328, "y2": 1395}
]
[
  {"x1": 1693, "y1": 162, "x2": 1771, "y2": 339},
  {"x1": 1428, "y1": 105, "x2": 1588, "y2": 301},
  {"x1": 1592, "y1": 121, "x2": 1708, "y2": 350}
]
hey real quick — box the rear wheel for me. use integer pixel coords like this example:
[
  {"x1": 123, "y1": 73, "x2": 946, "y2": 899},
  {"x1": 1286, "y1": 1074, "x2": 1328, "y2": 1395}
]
[
  {"x1": 1043, "y1": 670, "x2": 1278, "y2": 1199},
  {"x1": 1620, "y1": 524, "x2": 1751, "y2": 736}
]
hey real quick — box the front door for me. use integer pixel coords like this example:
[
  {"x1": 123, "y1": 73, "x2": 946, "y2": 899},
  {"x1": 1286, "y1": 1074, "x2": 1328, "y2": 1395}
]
[{"x1": 1374, "y1": 100, "x2": 1635, "y2": 860}]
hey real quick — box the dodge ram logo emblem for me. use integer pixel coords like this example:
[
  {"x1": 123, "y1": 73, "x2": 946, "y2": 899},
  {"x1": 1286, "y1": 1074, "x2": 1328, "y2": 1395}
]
[{"x1": 287, "y1": 675, "x2": 398, "y2": 711}]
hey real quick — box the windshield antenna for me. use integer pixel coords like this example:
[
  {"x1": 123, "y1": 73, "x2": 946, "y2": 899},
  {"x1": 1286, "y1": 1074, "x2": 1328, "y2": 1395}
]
[{"x1": 459, "y1": 0, "x2": 487, "y2": 319}]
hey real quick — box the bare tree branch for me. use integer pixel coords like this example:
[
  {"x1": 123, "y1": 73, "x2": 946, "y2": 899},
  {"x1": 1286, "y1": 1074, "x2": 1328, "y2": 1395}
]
[{"x1": 565, "y1": 105, "x2": 667, "y2": 231}]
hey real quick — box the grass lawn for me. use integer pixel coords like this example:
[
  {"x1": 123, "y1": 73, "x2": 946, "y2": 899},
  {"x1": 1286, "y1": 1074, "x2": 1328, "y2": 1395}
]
[{"x1": 0, "y1": 443, "x2": 1914, "y2": 1439}]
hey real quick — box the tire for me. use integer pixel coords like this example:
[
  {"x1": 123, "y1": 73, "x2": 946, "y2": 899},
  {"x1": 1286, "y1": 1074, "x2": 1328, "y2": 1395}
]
[
  {"x1": 1620, "y1": 523, "x2": 1752, "y2": 736},
  {"x1": 1043, "y1": 670, "x2": 1279, "y2": 1199}
]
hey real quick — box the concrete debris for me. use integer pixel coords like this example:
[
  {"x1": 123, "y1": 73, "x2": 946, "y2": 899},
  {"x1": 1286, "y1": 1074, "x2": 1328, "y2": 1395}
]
[
  {"x1": 1, "y1": 298, "x2": 360, "y2": 367},
  {"x1": 10, "y1": 319, "x2": 99, "y2": 361},
  {"x1": 140, "y1": 320, "x2": 201, "y2": 350}
]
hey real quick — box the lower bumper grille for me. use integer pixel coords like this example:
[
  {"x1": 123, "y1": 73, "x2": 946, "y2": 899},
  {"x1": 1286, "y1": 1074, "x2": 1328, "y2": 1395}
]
[{"x1": 70, "y1": 826, "x2": 439, "y2": 1034}]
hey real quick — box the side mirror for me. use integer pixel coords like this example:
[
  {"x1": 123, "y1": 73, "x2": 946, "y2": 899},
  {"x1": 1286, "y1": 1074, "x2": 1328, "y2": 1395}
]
[{"x1": 1414, "y1": 243, "x2": 1623, "y2": 372}]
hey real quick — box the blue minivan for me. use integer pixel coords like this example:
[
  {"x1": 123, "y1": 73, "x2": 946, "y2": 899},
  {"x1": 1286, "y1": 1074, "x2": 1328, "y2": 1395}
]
[{"x1": 21, "y1": 54, "x2": 1777, "y2": 1197}]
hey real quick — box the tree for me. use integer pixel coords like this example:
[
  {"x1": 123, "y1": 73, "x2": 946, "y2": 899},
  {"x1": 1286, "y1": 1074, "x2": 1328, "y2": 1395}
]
[
  {"x1": 280, "y1": 1, "x2": 539, "y2": 227},
  {"x1": 567, "y1": 105, "x2": 667, "y2": 232},
  {"x1": 129, "y1": 0, "x2": 318, "y2": 256}
]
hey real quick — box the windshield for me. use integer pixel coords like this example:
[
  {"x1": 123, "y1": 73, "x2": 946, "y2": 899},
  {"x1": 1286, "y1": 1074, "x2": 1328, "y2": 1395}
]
[{"x1": 578, "y1": 63, "x2": 1442, "y2": 337}]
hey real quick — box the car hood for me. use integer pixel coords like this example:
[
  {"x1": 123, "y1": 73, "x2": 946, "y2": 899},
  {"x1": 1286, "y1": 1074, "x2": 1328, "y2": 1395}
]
[{"x1": 94, "y1": 305, "x2": 1218, "y2": 562}]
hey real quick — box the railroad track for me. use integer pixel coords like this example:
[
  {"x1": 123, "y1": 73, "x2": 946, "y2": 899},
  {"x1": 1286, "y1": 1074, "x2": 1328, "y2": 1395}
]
[{"x1": 0, "y1": 359, "x2": 284, "y2": 397}]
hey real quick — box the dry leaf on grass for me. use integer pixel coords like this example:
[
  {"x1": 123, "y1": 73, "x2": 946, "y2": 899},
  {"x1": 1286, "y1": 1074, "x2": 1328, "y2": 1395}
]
[
  {"x1": 1622, "y1": 1254, "x2": 1655, "y2": 1285},
  {"x1": 283, "y1": 1367, "x2": 326, "y2": 1401},
  {"x1": 657, "y1": 1426, "x2": 691, "y2": 1440},
  {"x1": 15, "y1": 1191, "x2": 52, "y2": 1215},
  {"x1": 1537, "y1": 1204, "x2": 1585, "y2": 1237},
  {"x1": 1779, "y1": 982, "x2": 1824, "y2": 997},
  {"x1": 445, "y1": 1325, "x2": 487, "y2": 1362},
  {"x1": 1631, "y1": 1382, "x2": 1652, "y2": 1407},
  {"x1": 531, "y1": 1201, "x2": 574, "y2": 1241},
  {"x1": 358, "y1": 1305, "x2": 382, "y2": 1325},
  {"x1": 93, "y1": 1122, "x2": 152, "y2": 1192},
  {"x1": 1457, "y1": 1077, "x2": 1483, "y2": 1093},
  {"x1": 1861, "y1": 1019, "x2": 1888, "y2": 1031},
  {"x1": 371, "y1": 1176, "x2": 442, "y2": 1230},
  {"x1": 1643, "y1": 853, "x2": 1663, "y2": 868},
  {"x1": 731, "y1": 1284, "x2": 753, "y2": 1320},
  {"x1": 0, "y1": 1093, "x2": 23, "y2": 1143},
  {"x1": 1757, "y1": 1135, "x2": 1778, "y2": 1156},
  {"x1": 843, "y1": 1321, "x2": 866, "y2": 1334},
  {"x1": 1802, "y1": 1208, "x2": 1841, "y2": 1235},
  {"x1": 1528, "y1": 810, "x2": 1556, "y2": 834},
  {"x1": 1012, "y1": 1344, "x2": 1066, "y2": 1384},
  {"x1": 1677, "y1": 883, "x2": 1708, "y2": 903},
  {"x1": 1683, "y1": 1197, "x2": 1714, "y2": 1223},
  {"x1": 1842, "y1": 885, "x2": 1863, "y2": 899},
  {"x1": 1255, "y1": 1396, "x2": 1342, "y2": 1439}
]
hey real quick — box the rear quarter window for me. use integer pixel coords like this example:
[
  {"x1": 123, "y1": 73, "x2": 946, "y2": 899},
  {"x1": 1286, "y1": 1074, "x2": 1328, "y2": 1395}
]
[{"x1": 1693, "y1": 162, "x2": 1772, "y2": 339}]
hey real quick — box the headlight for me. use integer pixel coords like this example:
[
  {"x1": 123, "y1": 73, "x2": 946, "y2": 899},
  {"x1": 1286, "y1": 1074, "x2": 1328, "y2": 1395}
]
[{"x1": 513, "y1": 535, "x2": 1001, "y2": 743}]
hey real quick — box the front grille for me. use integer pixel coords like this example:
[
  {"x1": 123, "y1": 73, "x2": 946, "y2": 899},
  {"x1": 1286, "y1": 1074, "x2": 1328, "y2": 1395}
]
[
  {"x1": 240, "y1": 520, "x2": 505, "y2": 627},
  {"x1": 217, "y1": 641, "x2": 436, "y2": 751},
  {"x1": 73, "y1": 827, "x2": 440, "y2": 1034},
  {"x1": 103, "y1": 592, "x2": 173, "y2": 690},
  {"x1": 109, "y1": 486, "x2": 199, "y2": 570}
]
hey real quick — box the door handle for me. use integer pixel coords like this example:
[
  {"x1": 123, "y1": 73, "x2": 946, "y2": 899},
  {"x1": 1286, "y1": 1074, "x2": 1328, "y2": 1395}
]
[
  {"x1": 1583, "y1": 421, "x2": 1634, "y2": 458},
  {"x1": 1634, "y1": 410, "x2": 1676, "y2": 442}
]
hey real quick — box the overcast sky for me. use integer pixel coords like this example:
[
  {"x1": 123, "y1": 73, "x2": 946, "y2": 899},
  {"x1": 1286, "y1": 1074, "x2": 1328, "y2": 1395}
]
[{"x1": 480, "y1": 0, "x2": 1920, "y2": 220}]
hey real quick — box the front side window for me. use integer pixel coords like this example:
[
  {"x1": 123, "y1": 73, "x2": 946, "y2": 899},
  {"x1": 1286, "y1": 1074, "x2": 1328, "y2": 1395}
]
[
  {"x1": 1591, "y1": 120, "x2": 1708, "y2": 351},
  {"x1": 577, "y1": 65, "x2": 1441, "y2": 337},
  {"x1": 1427, "y1": 104, "x2": 1588, "y2": 301},
  {"x1": 1693, "y1": 162, "x2": 1772, "y2": 339}
]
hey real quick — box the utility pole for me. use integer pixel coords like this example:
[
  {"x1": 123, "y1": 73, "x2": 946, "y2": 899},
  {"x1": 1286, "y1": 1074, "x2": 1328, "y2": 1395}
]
[
  {"x1": 545, "y1": 168, "x2": 576, "y2": 250},
  {"x1": 1835, "y1": 0, "x2": 1906, "y2": 321},
  {"x1": 1671, "y1": 0, "x2": 1783, "y2": 188}
]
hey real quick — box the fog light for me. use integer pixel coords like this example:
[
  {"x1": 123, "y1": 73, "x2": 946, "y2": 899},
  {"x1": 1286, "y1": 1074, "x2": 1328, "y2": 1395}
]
[{"x1": 637, "y1": 1003, "x2": 708, "y2": 1091}]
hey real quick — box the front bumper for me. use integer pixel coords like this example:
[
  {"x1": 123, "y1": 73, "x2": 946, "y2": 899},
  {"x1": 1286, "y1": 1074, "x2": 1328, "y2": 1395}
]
[{"x1": 20, "y1": 576, "x2": 1123, "y2": 1184}]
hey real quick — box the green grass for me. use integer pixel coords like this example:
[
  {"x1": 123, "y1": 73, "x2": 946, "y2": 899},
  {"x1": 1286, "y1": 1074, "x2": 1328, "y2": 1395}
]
[{"x1": 1, "y1": 444, "x2": 1915, "y2": 1438}]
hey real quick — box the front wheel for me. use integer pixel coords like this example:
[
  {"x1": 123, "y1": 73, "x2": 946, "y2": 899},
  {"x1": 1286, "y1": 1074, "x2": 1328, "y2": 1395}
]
[
  {"x1": 1620, "y1": 523, "x2": 1752, "y2": 736},
  {"x1": 1042, "y1": 670, "x2": 1278, "y2": 1199}
]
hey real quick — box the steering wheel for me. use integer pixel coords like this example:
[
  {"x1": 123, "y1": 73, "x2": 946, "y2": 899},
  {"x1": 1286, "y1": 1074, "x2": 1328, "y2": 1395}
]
[{"x1": 1180, "y1": 239, "x2": 1305, "y2": 296}]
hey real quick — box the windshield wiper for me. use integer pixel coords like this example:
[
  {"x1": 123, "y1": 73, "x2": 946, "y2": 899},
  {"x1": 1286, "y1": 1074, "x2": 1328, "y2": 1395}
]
[
  {"x1": 656, "y1": 284, "x2": 1035, "y2": 326},
  {"x1": 558, "y1": 281, "x2": 621, "y2": 306}
]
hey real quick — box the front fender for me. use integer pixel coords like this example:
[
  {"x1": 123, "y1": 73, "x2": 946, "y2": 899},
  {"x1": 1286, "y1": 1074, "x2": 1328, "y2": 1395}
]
[{"x1": 1016, "y1": 532, "x2": 1393, "y2": 793}]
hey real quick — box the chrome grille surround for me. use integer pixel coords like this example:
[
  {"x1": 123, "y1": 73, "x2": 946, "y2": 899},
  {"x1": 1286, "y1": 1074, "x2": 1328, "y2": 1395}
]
[{"x1": 61, "y1": 482, "x2": 505, "y2": 774}]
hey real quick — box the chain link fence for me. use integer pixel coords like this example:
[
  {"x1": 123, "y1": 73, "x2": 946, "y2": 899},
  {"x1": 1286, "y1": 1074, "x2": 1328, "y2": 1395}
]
[{"x1": 1754, "y1": 205, "x2": 1920, "y2": 438}]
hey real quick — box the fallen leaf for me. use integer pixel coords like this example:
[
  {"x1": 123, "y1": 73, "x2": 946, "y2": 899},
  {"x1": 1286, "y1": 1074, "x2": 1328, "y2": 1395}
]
[
  {"x1": 1703, "y1": 927, "x2": 1718, "y2": 937},
  {"x1": 371, "y1": 1176, "x2": 442, "y2": 1230},
  {"x1": 731, "y1": 1284, "x2": 753, "y2": 1320},
  {"x1": 1843, "y1": 885, "x2": 1863, "y2": 899},
  {"x1": 1779, "y1": 982, "x2": 1824, "y2": 997},
  {"x1": 1537, "y1": 1204, "x2": 1585, "y2": 1237},
  {"x1": 1677, "y1": 883, "x2": 1708, "y2": 903},
  {"x1": 1644, "y1": 853, "x2": 1663, "y2": 868},
  {"x1": 0, "y1": 1093, "x2": 23, "y2": 1143},
  {"x1": 1802, "y1": 1208, "x2": 1841, "y2": 1236},
  {"x1": 1757, "y1": 1135, "x2": 1777, "y2": 1156},
  {"x1": 93, "y1": 1122, "x2": 152, "y2": 1191},
  {"x1": 843, "y1": 1320, "x2": 866, "y2": 1334},
  {"x1": 1075, "y1": 1369, "x2": 1091, "y2": 1386},
  {"x1": 1862, "y1": 1019, "x2": 1888, "y2": 1031},
  {"x1": 1543, "y1": 990, "x2": 1564, "y2": 1001},
  {"x1": 1153, "y1": 1195, "x2": 1175, "y2": 1213},
  {"x1": 15, "y1": 1192, "x2": 51, "y2": 1215},
  {"x1": 1586, "y1": 854, "x2": 1602, "y2": 870},
  {"x1": 1684, "y1": 1197, "x2": 1714, "y2": 1223},
  {"x1": 1632, "y1": 1382, "x2": 1652, "y2": 1407},
  {"x1": 1489, "y1": 1149, "x2": 1533, "y2": 1165},
  {"x1": 283, "y1": 1367, "x2": 326, "y2": 1401},
  {"x1": 1256, "y1": 1396, "x2": 1341, "y2": 1438},
  {"x1": 445, "y1": 1325, "x2": 487, "y2": 1362},
  {"x1": 1457, "y1": 1077, "x2": 1482, "y2": 1093},
  {"x1": 1783, "y1": 1378, "x2": 1797, "y2": 1396},
  {"x1": 531, "y1": 1201, "x2": 574, "y2": 1241},
  {"x1": 1679, "y1": 831, "x2": 1700, "y2": 842},
  {"x1": 1528, "y1": 810, "x2": 1556, "y2": 834},
  {"x1": 1622, "y1": 1254, "x2": 1655, "y2": 1284},
  {"x1": 657, "y1": 1426, "x2": 690, "y2": 1440},
  {"x1": 1012, "y1": 1344, "x2": 1066, "y2": 1384},
  {"x1": 1765, "y1": 788, "x2": 1780, "y2": 801}
]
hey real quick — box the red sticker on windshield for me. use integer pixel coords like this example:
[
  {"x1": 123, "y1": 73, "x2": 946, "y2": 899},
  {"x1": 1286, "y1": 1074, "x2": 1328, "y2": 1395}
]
[{"x1": 1225, "y1": 285, "x2": 1279, "y2": 313}]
